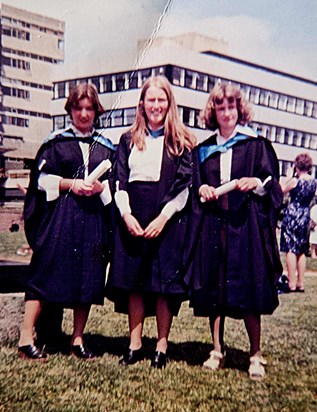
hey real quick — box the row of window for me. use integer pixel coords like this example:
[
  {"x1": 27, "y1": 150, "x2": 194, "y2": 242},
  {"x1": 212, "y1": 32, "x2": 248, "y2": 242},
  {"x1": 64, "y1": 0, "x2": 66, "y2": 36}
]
[
  {"x1": 252, "y1": 122, "x2": 317, "y2": 150},
  {"x1": 4, "y1": 76, "x2": 52, "y2": 91},
  {"x1": 2, "y1": 56, "x2": 30, "y2": 71},
  {"x1": 52, "y1": 105, "x2": 317, "y2": 154},
  {"x1": 1, "y1": 15, "x2": 64, "y2": 37},
  {"x1": 53, "y1": 64, "x2": 317, "y2": 120},
  {"x1": 54, "y1": 67, "x2": 166, "y2": 99},
  {"x1": 3, "y1": 47, "x2": 62, "y2": 64},
  {"x1": 2, "y1": 26, "x2": 30, "y2": 41},
  {"x1": 171, "y1": 66, "x2": 317, "y2": 118},
  {"x1": 4, "y1": 106, "x2": 51, "y2": 119},
  {"x1": 2, "y1": 115, "x2": 29, "y2": 127},
  {"x1": 2, "y1": 86, "x2": 30, "y2": 100}
]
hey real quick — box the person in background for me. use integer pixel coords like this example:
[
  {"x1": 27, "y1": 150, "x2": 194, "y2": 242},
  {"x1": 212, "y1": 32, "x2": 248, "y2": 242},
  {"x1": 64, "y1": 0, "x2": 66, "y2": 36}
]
[
  {"x1": 280, "y1": 153, "x2": 316, "y2": 292},
  {"x1": 106, "y1": 76, "x2": 196, "y2": 369},
  {"x1": 189, "y1": 83, "x2": 283, "y2": 381},
  {"x1": 18, "y1": 83, "x2": 115, "y2": 360},
  {"x1": 309, "y1": 203, "x2": 317, "y2": 259}
]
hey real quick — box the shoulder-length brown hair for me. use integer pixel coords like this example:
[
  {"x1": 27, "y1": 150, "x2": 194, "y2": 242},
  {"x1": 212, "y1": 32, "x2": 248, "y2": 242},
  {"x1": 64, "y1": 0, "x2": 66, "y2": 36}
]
[
  {"x1": 201, "y1": 83, "x2": 253, "y2": 130},
  {"x1": 294, "y1": 153, "x2": 313, "y2": 174},
  {"x1": 64, "y1": 83, "x2": 105, "y2": 123},
  {"x1": 130, "y1": 76, "x2": 196, "y2": 156}
]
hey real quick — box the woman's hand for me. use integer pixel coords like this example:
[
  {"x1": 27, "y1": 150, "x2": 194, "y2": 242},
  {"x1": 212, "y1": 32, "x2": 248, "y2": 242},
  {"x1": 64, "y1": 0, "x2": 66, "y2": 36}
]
[
  {"x1": 71, "y1": 179, "x2": 104, "y2": 196},
  {"x1": 236, "y1": 177, "x2": 259, "y2": 192},
  {"x1": 199, "y1": 184, "x2": 218, "y2": 202},
  {"x1": 122, "y1": 213, "x2": 144, "y2": 237},
  {"x1": 144, "y1": 214, "x2": 169, "y2": 239}
]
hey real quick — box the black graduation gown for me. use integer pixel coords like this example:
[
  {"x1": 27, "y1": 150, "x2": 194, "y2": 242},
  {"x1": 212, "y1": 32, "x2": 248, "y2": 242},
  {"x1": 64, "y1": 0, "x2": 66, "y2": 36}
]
[
  {"x1": 24, "y1": 129, "x2": 116, "y2": 306},
  {"x1": 105, "y1": 132, "x2": 193, "y2": 315},
  {"x1": 188, "y1": 134, "x2": 283, "y2": 317}
]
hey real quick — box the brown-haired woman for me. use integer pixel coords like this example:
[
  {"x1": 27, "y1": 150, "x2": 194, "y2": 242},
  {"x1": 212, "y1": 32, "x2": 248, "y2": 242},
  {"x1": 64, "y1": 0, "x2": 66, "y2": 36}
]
[
  {"x1": 106, "y1": 76, "x2": 196, "y2": 368},
  {"x1": 189, "y1": 83, "x2": 283, "y2": 380},
  {"x1": 18, "y1": 83, "x2": 115, "y2": 360},
  {"x1": 280, "y1": 153, "x2": 316, "y2": 292}
]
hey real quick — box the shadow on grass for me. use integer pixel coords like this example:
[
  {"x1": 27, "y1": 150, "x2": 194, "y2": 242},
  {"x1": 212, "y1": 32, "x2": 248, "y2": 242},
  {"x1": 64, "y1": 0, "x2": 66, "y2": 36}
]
[{"x1": 74, "y1": 333, "x2": 250, "y2": 371}]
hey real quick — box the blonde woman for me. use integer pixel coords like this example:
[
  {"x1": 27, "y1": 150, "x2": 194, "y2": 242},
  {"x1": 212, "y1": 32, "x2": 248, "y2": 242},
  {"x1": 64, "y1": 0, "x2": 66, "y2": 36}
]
[{"x1": 106, "y1": 76, "x2": 196, "y2": 368}]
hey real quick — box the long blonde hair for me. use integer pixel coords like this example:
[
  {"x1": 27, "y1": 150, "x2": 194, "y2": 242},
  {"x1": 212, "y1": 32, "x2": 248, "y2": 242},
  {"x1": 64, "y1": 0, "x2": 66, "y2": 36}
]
[{"x1": 130, "y1": 76, "x2": 196, "y2": 156}]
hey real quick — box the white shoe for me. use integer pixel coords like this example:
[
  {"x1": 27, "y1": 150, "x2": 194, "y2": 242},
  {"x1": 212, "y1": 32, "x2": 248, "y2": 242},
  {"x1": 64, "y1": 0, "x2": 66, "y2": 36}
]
[
  {"x1": 203, "y1": 350, "x2": 225, "y2": 370},
  {"x1": 249, "y1": 355, "x2": 267, "y2": 381}
]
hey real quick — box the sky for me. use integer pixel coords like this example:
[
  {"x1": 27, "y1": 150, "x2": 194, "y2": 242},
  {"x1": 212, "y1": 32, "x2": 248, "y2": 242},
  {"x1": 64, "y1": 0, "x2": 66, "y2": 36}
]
[{"x1": 2, "y1": 0, "x2": 317, "y2": 80}]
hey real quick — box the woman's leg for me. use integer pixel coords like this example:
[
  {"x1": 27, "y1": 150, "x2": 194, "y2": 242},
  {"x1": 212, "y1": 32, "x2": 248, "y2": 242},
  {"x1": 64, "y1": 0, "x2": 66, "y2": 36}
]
[
  {"x1": 311, "y1": 244, "x2": 317, "y2": 259},
  {"x1": 296, "y1": 253, "x2": 306, "y2": 290},
  {"x1": 128, "y1": 293, "x2": 145, "y2": 350},
  {"x1": 286, "y1": 251, "x2": 297, "y2": 290},
  {"x1": 209, "y1": 315, "x2": 225, "y2": 353},
  {"x1": 18, "y1": 300, "x2": 43, "y2": 346},
  {"x1": 202, "y1": 315, "x2": 225, "y2": 370},
  {"x1": 155, "y1": 296, "x2": 173, "y2": 354},
  {"x1": 244, "y1": 312, "x2": 261, "y2": 356},
  {"x1": 244, "y1": 312, "x2": 267, "y2": 380},
  {"x1": 72, "y1": 304, "x2": 91, "y2": 346}
]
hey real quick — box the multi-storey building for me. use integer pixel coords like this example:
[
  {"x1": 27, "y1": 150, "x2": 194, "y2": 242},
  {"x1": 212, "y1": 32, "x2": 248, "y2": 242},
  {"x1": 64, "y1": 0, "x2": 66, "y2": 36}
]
[
  {"x1": 51, "y1": 32, "x2": 317, "y2": 179},
  {"x1": 0, "y1": 3, "x2": 64, "y2": 173}
]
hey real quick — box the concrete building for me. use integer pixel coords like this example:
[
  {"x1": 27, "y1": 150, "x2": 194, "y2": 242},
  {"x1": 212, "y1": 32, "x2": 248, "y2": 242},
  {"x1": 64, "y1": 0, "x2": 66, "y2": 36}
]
[
  {"x1": 0, "y1": 3, "x2": 65, "y2": 173},
  {"x1": 51, "y1": 32, "x2": 317, "y2": 179}
]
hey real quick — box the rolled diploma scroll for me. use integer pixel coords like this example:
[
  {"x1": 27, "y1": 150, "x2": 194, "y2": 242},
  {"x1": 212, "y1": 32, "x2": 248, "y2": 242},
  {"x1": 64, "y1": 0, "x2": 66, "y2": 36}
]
[
  {"x1": 200, "y1": 179, "x2": 238, "y2": 203},
  {"x1": 85, "y1": 159, "x2": 112, "y2": 185}
]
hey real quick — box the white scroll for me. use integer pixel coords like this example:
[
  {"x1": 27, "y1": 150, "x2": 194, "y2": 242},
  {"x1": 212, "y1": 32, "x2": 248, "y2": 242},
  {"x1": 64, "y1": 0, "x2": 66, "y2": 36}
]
[
  {"x1": 85, "y1": 159, "x2": 112, "y2": 185},
  {"x1": 200, "y1": 179, "x2": 238, "y2": 203}
]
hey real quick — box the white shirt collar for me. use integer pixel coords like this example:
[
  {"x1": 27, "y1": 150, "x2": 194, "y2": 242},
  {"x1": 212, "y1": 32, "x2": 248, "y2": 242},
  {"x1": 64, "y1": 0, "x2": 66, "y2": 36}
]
[{"x1": 216, "y1": 124, "x2": 257, "y2": 144}]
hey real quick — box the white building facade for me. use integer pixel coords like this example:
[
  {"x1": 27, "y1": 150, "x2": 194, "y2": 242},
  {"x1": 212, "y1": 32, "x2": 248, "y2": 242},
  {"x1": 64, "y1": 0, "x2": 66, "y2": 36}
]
[
  {"x1": 51, "y1": 34, "x2": 317, "y2": 179},
  {"x1": 0, "y1": 4, "x2": 65, "y2": 172}
]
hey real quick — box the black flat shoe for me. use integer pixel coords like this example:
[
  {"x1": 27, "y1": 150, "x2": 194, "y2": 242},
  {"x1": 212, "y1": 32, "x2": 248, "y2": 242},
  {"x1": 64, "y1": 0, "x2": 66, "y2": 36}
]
[
  {"x1": 119, "y1": 348, "x2": 144, "y2": 366},
  {"x1": 151, "y1": 351, "x2": 167, "y2": 369},
  {"x1": 71, "y1": 344, "x2": 96, "y2": 361},
  {"x1": 296, "y1": 287, "x2": 305, "y2": 293},
  {"x1": 18, "y1": 344, "x2": 47, "y2": 361}
]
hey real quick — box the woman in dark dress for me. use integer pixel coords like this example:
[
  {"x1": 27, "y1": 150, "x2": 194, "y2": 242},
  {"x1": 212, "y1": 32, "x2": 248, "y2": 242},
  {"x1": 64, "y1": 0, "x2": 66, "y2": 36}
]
[
  {"x1": 280, "y1": 153, "x2": 316, "y2": 292},
  {"x1": 106, "y1": 76, "x2": 196, "y2": 368},
  {"x1": 189, "y1": 83, "x2": 283, "y2": 380},
  {"x1": 18, "y1": 83, "x2": 115, "y2": 360}
]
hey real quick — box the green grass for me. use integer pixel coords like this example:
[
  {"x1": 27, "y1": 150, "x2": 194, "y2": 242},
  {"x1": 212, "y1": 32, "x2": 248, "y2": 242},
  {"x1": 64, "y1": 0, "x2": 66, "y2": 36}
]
[{"x1": 0, "y1": 276, "x2": 317, "y2": 411}]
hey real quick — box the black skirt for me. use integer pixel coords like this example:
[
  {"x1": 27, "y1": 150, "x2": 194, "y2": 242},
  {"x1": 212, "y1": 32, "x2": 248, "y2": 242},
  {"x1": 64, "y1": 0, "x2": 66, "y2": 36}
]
[{"x1": 106, "y1": 181, "x2": 186, "y2": 316}]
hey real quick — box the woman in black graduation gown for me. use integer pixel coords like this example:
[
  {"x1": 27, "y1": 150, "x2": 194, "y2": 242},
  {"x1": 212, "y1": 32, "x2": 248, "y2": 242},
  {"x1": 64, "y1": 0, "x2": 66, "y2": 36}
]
[
  {"x1": 190, "y1": 83, "x2": 283, "y2": 380},
  {"x1": 18, "y1": 83, "x2": 115, "y2": 360},
  {"x1": 106, "y1": 76, "x2": 196, "y2": 368}
]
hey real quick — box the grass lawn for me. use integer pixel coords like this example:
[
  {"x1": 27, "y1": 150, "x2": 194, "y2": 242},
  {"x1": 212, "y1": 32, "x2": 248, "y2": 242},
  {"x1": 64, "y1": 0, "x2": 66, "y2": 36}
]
[{"x1": 0, "y1": 273, "x2": 316, "y2": 411}]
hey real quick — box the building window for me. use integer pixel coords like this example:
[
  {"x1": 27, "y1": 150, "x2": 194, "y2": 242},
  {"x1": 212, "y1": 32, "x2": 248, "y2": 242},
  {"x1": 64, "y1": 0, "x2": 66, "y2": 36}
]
[
  {"x1": 184, "y1": 70, "x2": 196, "y2": 89},
  {"x1": 284, "y1": 130, "x2": 294, "y2": 145},
  {"x1": 58, "y1": 39, "x2": 64, "y2": 50},
  {"x1": 278, "y1": 95, "x2": 287, "y2": 111},
  {"x1": 111, "y1": 110, "x2": 123, "y2": 126},
  {"x1": 127, "y1": 72, "x2": 138, "y2": 89},
  {"x1": 123, "y1": 108, "x2": 136, "y2": 126},
  {"x1": 310, "y1": 135, "x2": 317, "y2": 150},
  {"x1": 114, "y1": 74, "x2": 125, "y2": 92},
  {"x1": 304, "y1": 101, "x2": 314, "y2": 117},
  {"x1": 90, "y1": 77, "x2": 100, "y2": 92},
  {"x1": 57, "y1": 82, "x2": 66, "y2": 98},
  {"x1": 295, "y1": 99, "x2": 305, "y2": 115},
  {"x1": 68, "y1": 80, "x2": 77, "y2": 95},
  {"x1": 250, "y1": 87, "x2": 260, "y2": 104},
  {"x1": 172, "y1": 67, "x2": 184, "y2": 87},
  {"x1": 53, "y1": 115, "x2": 65, "y2": 130},
  {"x1": 100, "y1": 75, "x2": 112, "y2": 93},
  {"x1": 286, "y1": 97, "x2": 296, "y2": 113}
]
